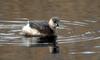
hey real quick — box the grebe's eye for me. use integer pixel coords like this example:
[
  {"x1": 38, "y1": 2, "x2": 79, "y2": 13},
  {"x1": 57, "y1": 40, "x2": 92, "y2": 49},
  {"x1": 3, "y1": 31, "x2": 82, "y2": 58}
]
[
  {"x1": 54, "y1": 21, "x2": 57, "y2": 23},
  {"x1": 53, "y1": 19, "x2": 59, "y2": 23}
]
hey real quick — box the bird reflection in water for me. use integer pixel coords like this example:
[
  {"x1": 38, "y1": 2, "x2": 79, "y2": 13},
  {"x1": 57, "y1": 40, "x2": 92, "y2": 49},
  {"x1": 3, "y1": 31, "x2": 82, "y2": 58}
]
[{"x1": 23, "y1": 35, "x2": 59, "y2": 54}]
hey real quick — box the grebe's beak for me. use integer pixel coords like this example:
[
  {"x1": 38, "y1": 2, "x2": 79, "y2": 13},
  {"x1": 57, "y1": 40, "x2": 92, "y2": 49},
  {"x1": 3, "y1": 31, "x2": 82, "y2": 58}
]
[{"x1": 56, "y1": 20, "x2": 65, "y2": 29}]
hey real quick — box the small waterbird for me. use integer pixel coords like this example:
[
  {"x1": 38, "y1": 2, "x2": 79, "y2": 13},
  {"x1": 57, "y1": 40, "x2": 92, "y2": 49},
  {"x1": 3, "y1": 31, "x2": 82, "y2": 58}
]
[
  {"x1": 22, "y1": 17, "x2": 62, "y2": 54},
  {"x1": 22, "y1": 17, "x2": 61, "y2": 37}
]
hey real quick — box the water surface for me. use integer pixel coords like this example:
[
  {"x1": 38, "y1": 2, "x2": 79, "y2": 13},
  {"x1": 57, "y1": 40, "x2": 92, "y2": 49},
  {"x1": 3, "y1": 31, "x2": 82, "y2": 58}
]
[{"x1": 0, "y1": 18, "x2": 100, "y2": 60}]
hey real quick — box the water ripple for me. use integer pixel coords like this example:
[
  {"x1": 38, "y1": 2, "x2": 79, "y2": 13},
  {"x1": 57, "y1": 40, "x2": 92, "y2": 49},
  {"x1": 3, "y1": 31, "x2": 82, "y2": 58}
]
[
  {"x1": 0, "y1": 20, "x2": 100, "y2": 46},
  {"x1": 69, "y1": 51, "x2": 97, "y2": 55}
]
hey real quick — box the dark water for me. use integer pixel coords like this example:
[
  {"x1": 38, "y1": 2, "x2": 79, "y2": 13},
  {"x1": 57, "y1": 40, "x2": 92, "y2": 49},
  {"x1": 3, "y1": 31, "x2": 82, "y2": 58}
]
[{"x1": 0, "y1": 18, "x2": 100, "y2": 60}]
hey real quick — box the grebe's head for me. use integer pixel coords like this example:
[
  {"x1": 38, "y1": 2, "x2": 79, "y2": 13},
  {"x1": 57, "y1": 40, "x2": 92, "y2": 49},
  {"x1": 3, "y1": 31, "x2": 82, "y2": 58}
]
[{"x1": 49, "y1": 17, "x2": 60, "y2": 29}]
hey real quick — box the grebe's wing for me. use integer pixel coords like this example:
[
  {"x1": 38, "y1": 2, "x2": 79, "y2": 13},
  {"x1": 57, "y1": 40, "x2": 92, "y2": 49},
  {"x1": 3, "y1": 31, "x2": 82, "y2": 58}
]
[{"x1": 29, "y1": 22, "x2": 54, "y2": 34}]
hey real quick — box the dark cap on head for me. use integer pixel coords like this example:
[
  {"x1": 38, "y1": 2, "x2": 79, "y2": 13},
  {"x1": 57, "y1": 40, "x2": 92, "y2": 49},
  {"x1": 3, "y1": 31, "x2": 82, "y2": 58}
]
[{"x1": 51, "y1": 17, "x2": 60, "y2": 23}]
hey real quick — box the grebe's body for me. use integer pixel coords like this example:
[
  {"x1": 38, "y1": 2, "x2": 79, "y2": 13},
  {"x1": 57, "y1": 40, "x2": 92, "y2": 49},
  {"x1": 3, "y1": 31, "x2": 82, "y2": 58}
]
[{"x1": 22, "y1": 17, "x2": 60, "y2": 36}]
